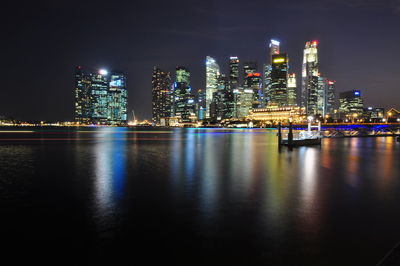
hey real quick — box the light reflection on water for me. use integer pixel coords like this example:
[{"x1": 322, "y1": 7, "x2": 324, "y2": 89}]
[{"x1": 2, "y1": 127, "x2": 400, "y2": 264}]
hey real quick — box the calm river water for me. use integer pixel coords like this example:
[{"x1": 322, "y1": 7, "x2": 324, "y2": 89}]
[{"x1": 1, "y1": 127, "x2": 400, "y2": 265}]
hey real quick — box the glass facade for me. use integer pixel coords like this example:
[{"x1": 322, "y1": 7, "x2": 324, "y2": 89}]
[
  {"x1": 174, "y1": 67, "x2": 196, "y2": 123},
  {"x1": 206, "y1": 56, "x2": 220, "y2": 119},
  {"x1": 270, "y1": 54, "x2": 288, "y2": 106},
  {"x1": 152, "y1": 67, "x2": 172, "y2": 125},
  {"x1": 301, "y1": 41, "x2": 319, "y2": 115}
]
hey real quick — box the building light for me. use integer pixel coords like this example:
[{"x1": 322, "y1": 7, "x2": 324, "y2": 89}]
[
  {"x1": 270, "y1": 39, "x2": 280, "y2": 46},
  {"x1": 99, "y1": 69, "x2": 108, "y2": 75},
  {"x1": 273, "y1": 58, "x2": 285, "y2": 63}
]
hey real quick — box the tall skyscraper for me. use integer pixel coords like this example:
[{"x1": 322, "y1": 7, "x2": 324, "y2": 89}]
[
  {"x1": 264, "y1": 39, "x2": 281, "y2": 105},
  {"x1": 206, "y1": 56, "x2": 220, "y2": 118},
  {"x1": 339, "y1": 90, "x2": 364, "y2": 119},
  {"x1": 326, "y1": 80, "x2": 336, "y2": 116},
  {"x1": 152, "y1": 67, "x2": 172, "y2": 125},
  {"x1": 229, "y1": 56, "x2": 239, "y2": 90},
  {"x1": 270, "y1": 54, "x2": 288, "y2": 106},
  {"x1": 243, "y1": 61, "x2": 257, "y2": 84},
  {"x1": 75, "y1": 66, "x2": 92, "y2": 124},
  {"x1": 301, "y1": 41, "x2": 319, "y2": 115},
  {"x1": 174, "y1": 66, "x2": 196, "y2": 122},
  {"x1": 317, "y1": 76, "x2": 328, "y2": 116},
  {"x1": 108, "y1": 72, "x2": 128, "y2": 125},
  {"x1": 287, "y1": 73, "x2": 297, "y2": 106},
  {"x1": 74, "y1": 66, "x2": 127, "y2": 125}
]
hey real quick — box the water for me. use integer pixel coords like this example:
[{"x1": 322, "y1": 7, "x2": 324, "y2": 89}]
[{"x1": 1, "y1": 127, "x2": 400, "y2": 265}]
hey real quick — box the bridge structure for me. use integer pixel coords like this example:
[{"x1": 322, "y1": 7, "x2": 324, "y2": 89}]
[{"x1": 284, "y1": 123, "x2": 400, "y2": 138}]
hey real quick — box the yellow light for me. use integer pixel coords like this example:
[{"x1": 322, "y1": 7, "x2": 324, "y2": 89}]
[{"x1": 273, "y1": 58, "x2": 285, "y2": 63}]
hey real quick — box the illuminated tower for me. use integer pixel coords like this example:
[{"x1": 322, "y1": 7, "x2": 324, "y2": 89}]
[
  {"x1": 301, "y1": 40, "x2": 319, "y2": 115},
  {"x1": 287, "y1": 73, "x2": 297, "y2": 106},
  {"x1": 265, "y1": 39, "x2": 281, "y2": 105},
  {"x1": 152, "y1": 67, "x2": 172, "y2": 125},
  {"x1": 229, "y1": 56, "x2": 239, "y2": 90},
  {"x1": 270, "y1": 54, "x2": 288, "y2": 106},
  {"x1": 108, "y1": 72, "x2": 127, "y2": 125},
  {"x1": 90, "y1": 69, "x2": 110, "y2": 124},
  {"x1": 174, "y1": 66, "x2": 196, "y2": 122},
  {"x1": 205, "y1": 56, "x2": 220, "y2": 118},
  {"x1": 75, "y1": 66, "x2": 92, "y2": 124},
  {"x1": 326, "y1": 80, "x2": 336, "y2": 116}
]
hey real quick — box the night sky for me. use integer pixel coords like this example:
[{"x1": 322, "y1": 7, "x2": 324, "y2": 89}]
[{"x1": 2, "y1": 0, "x2": 400, "y2": 121}]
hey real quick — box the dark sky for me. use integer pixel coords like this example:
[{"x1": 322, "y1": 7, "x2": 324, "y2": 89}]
[{"x1": 2, "y1": 0, "x2": 400, "y2": 121}]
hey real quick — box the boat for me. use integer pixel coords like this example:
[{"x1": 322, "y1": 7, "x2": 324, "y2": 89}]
[{"x1": 279, "y1": 119, "x2": 322, "y2": 147}]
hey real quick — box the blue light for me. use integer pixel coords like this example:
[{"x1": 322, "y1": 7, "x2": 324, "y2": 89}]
[{"x1": 354, "y1": 91, "x2": 360, "y2": 96}]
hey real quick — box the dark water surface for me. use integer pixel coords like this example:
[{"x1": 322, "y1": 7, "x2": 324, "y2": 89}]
[{"x1": 1, "y1": 127, "x2": 400, "y2": 265}]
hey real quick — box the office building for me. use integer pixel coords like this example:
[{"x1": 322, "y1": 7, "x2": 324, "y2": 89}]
[
  {"x1": 206, "y1": 56, "x2": 220, "y2": 118},
  {"x1": 229, "y1": 56, "x2": 239, "y2": 90},
  {"x1": 270, "y1": 54, "x2": 288, "y2": 106},
  {"x1": 152, "y1": 67, "x2": 172, "y2": 125},
  {"x1": 108, "y1": 72, "x2": 128, "y2": 125},
  {"x1": 173, "y1": 66, "x2": 196, "y2": 123},
  {"x1": 339, "y1": 90, "x2": 364, "y2": 119},
  {"x1": 301, "y1": 41, "x2": 319, "y2": 115},
  {"x1": 287, "y1": 73, "x2": 297, "y2": 106}
]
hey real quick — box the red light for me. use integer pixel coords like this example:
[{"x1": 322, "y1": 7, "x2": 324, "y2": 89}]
[
  {"x1": 254, "y1": 73, "x2": 261, "y2": 77},
  {"x1": 247, "y1": 73, "x2": 253, "y2": 77},
  {"x1": 313, "y1": 40, "x2": 318, "y2": 45}
]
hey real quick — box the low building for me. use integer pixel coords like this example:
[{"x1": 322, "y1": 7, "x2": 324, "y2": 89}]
[{"x1": 247, "y1": 105, "x2": 306, "y2": 123}]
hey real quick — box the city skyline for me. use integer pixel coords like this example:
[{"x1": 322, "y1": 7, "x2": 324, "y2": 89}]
[{"x1": 2, "y1": 0, "x2": 400, "y2": 121}]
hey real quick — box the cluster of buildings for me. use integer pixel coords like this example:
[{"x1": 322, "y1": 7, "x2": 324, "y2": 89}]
[
  {"x1": 71, "y1": 40, "x2": 397, "y2": 127},
  {"x1": 151, "y1": 40, "x2": 340, "y2": 126},
  {"x1": 74, "y1": 67, "x2": 128, "y2": 125}
]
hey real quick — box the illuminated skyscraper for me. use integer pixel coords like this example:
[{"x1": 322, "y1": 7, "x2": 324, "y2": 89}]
[
  {"x1": 152, "y1": 67, "x2": 172, "y2": 125},
  {"x1": 75, "y1": 66, "x2": 92, "y2": 124},
  {"x1": 317, "y1": 76, "x2": 328, "y2": 116},
  {"x1": 243, "y1": 61, "x2": 257, "y2": 84},
  {"x1": 206, "y1": 56, "x2": 220, "y2": 118},
  {"x1": 197, "y1": 89, "x2": 206, "y2": 120},
  {"x1": 90, "y1": 70, "x2": 111, "y2": 124},
  {"x1": 108, "y1": 72, "x2": 127, "y2": 125},
  {"x1": 270, "y1": 54, "x2": 288, "y2": 106},
  {"x1": 326, "y1": 80, "x2": 336, "y2": 116},
  {"x1": 229, "y1": 56, "x2": 239, "y2": 90},
  {"x1": 265, "y1": 39, "x2": 281, "y2": 105},
  {"x1": 301, "y1": 41, "x2": 319, "y2": 115},
  {"x1": 174, "y1": 66, "x2": 196, "y2": 122},
  {"x1": 339, "y1": 90, "x2": 364, "y2": 119},
  {"x1": 287, "y1": 73, "x2": 297, "y2": 106}
]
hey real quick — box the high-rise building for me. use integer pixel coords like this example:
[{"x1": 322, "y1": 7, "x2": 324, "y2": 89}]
[
  {"x1": 197, "y1": 89, "x2": 206, "y2": 121},
  {"x1": 75, "y1": 66, "x2": 92, "y2": 124},
  {"x1": 206, "y1": 56, "x2": 220, "y2": 118},
  {"x1": 301, "y1": 41, "x2": 319, "y2": 115},
  {"x1": 174, "y1": 66, "x2": 196, "y2": 123},
  {"x1": 326, "y1": 80, "x2": 336, "y2": 116},
  {"x1": 229, "y1": 56, "x2": 239, "y2": 90},
  {"x1": 90, "y1": 70, "x2": 110, "y2": 124},
  {"x1": 210, "y1": 74, "x2": 234, "y2": 121},
  {"x1": 243, "y1": 62, "x2": 257, "y2": 85},
  {"x1": 264, "y1": 39, "x2": 281, "y2": 106},
  {"x1": 108, "y1": 72, "x2": 128, "y2": 125},
  {"x1": 152, "y1": 67, "x2": 172, "y2": 125},
  {"x1": 339, "y1": 90, "x2": 364, "y2": 119},
  {"x1": 317, "y1": 76, "x2": 327, "y2": 116},
  {"x1": 233, "y1": 87, "x2": 254, "y2": 119},
  {"x1": 287, "y1": 73, "x2": 297, "y2": 106},
  {"x1": 270, "y1": 54, "x2": 288, "y2": 106},
  {"x1": 74, "y1": 66, "x2": 127, "y2": 125}
]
